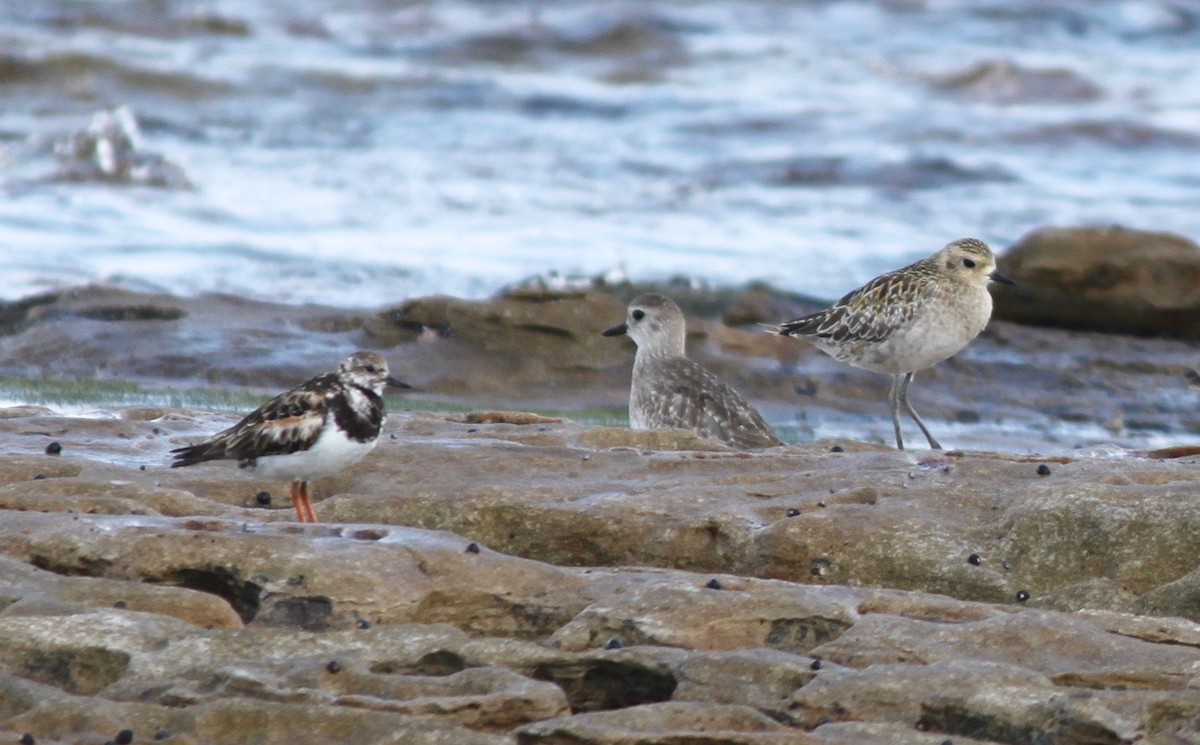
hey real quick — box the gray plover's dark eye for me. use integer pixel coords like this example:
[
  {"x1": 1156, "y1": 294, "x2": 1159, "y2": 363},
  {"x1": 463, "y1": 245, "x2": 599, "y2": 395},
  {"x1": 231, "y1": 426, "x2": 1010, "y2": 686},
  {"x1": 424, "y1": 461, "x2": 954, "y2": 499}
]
[
  {"x1": 962, "y1": 258, "x2": 976, "y2": 268},
  {"x1": 631, "y1": 309, "x2": 645, "y2": 321}
]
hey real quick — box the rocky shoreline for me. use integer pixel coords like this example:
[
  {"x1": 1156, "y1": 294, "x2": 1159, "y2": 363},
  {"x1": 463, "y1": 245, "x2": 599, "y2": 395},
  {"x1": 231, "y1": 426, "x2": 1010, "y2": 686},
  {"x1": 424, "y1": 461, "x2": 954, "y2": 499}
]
[
  {"x1": 0, "y1": 407, "x2": 1198, "y2": 743},
  {"x1": 1, "y1": 226, "x2": 1200, "y2": 743}
]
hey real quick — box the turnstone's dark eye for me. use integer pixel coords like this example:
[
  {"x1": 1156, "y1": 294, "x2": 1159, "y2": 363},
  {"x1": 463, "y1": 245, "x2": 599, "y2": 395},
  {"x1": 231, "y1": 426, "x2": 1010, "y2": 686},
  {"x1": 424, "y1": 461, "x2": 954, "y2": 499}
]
[
  {"x1": 962, "y1": 258, "x2": 976, "y2": 268},
  {"x1": 631, "y1": 309, "x2": 645, "y2": 321},
  {"x1": 364, "y1": 365, "x2": 377, "y2": 373}
]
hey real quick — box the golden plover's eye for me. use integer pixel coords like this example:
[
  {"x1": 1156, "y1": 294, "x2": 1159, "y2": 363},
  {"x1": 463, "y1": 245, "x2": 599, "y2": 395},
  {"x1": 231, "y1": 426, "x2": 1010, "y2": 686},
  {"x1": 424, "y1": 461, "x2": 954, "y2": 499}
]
[{"x1": 962, "y1": 258, "x2": 976, "y2": 268}]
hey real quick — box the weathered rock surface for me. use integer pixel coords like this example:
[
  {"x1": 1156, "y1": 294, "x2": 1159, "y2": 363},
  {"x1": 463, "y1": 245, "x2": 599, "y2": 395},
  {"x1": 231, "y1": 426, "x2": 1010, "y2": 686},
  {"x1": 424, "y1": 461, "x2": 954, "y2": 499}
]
[
  {"x1": 0, "y1": 407, "x2": 1198, "y2": 743},
  {"x1": 993, "y1": 225, "x2": 1200, "y2": 338},
  {"x1": 2, "y1": 274, "x2": 1200, "y2": 742}
]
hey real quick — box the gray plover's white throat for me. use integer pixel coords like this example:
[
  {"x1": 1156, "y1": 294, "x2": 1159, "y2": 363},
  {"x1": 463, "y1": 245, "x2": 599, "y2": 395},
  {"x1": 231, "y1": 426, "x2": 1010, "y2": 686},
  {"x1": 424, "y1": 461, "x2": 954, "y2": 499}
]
[
  {"x1": 769, "y1": 238, "x2": 1014, "y2": 450},
  {"x1": 604, "y1": 293, "x2": 782, "y2": 449},
  {"x1": 170, "y1": 350, "x2": 409, "y2": 522}
]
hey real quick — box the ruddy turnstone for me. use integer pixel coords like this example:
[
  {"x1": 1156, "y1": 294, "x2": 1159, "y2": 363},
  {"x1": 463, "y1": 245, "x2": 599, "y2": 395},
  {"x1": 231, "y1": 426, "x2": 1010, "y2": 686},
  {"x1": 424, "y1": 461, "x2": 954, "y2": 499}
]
[
  {"x1": 170, "y1": 351, "x2": 408, "y2": 522},
  {"x1": 604, "y1": 293, "x2": 782, "y2": 449},
  {"x1": 770, "y1": 238, "x2": 1014, "y2": 450}
]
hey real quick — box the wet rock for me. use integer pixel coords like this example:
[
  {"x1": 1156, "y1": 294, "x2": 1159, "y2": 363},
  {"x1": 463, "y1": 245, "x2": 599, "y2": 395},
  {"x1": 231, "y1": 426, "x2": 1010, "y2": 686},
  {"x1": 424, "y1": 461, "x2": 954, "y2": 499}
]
[
  {"x1": 0, "y1": 425, "x2": 1195, "y2": 741},
  {"x1": 516, "y1": 701, "x2": 814, "y2": 745},
  {"x1": 51, "y1": 107, "x2": 193, "y2": 189},
  {"x1": 993, "y1": 225, "x2": 1200, "y2": 338},
  {"x1": 377, "y1": 289, "x2": 628, "y2": 382},
  {"x1": 927, "y1": 58, "x2": 1103, "y2": 104}
]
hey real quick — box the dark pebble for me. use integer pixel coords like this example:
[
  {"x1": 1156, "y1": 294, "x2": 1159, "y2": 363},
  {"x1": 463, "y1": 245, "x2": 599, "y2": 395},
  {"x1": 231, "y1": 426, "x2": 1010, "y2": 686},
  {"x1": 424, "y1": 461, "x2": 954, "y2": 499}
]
[
  {"x1": 139, "y1": 465, "x2": 146, "y2": 470},
  {"x1": 794, "y1": 379, "x2": 818, "y2": 396},
  {"x1": 1036, "y1": 464, "x2": 1052, "y2": 476},
  {"x1": 115, "y1": 730, "x2": 134, "y2": 745},
  {"x1": 830, "y1": 445, "x2": 844, "y2": 453},
  {"x1": 154, "y1": 731, "x2": 173, "y2": 741},
  {"x1": 786, "y1": 508, "x2": 801, "y2": 517},
  {"x1": 968, "y1": 553, "x2": 982, "y2": 565},
  {"x1": 356, "y1": 619, "x2": 371, "y2": 629},
  {"x1": 326, "y1": 660, "x2": 341, "y2": 673},
  {"x1": 20, "y1": 735, "x2": 35, "y2": 745},
  {"x1": 603, "y1": 637, "x2": 622, "y2": 650},
  {"x1": 1003, "y1": 560, "x2": 1013, "y2": 570},
  {"x1": 1016, "y1": 590, "x2": 1030, "y2": 602},
  {"x1": 467, "y1": 428, "x2": 478, "y2": 433},
  {"x1": 45, "y1": 441, "x2": 62, "y2": 455},
  {"x1": 810, "y1": 658, "x2": 822, "y2": 670},
  {"x1": 33, "y1": 474, "x2": 46, "y2": 480},
  {"x1": 255, "y1": 491, "x2": 271, "y2": 505},
  {"x1": 465, "y1": 542, "x2": 481, "y2": 554},
  {"x1": 705, "y1": 578, "x2": 722, "y2": 590}
]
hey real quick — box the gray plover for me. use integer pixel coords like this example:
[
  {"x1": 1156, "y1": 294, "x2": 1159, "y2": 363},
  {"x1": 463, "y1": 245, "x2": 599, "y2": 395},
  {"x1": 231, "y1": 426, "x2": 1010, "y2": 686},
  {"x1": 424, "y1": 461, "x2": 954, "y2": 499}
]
[
  {"x1": 770, "y1": 238, "x2": 1014, "y2": 450},
  {"x1": 170, "y1": 351, "x2": 409, "y2": 522},
  {"x1": 604, "y1": 293, "x2": 782, "y2": 449}
]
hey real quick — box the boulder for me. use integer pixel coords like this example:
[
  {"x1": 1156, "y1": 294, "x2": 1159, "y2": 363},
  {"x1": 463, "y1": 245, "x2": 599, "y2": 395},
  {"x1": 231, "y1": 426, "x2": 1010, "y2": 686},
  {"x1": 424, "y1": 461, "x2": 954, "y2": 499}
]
[{"x1": 993, "y1": 225, "x2": 1200, "y2": 338}]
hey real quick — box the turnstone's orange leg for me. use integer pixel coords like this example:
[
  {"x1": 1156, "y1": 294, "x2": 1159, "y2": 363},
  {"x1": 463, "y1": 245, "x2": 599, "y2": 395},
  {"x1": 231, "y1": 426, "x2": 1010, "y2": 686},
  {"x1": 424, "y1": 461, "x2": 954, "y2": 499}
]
[{"x1": 291, "y1": 481, "x2": 318, "y2": 523}]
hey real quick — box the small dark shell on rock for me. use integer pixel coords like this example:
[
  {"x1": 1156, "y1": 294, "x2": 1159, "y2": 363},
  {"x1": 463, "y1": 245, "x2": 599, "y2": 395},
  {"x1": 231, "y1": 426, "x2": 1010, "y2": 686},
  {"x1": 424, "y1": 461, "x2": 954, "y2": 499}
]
[
  {"x1": 1017, "y1": 590, "x2": 1030, "y2": 602},
  {"x1": 356, "y1": 619, "x2": 371, "y2": 629},
  {"x1": 786, "y1": 508, "x2": 801, "y2": 517},
  {"x1": 830, "y1": 445, "x2": 844, "y2": 453},
  {"x1": 20, "y1": 734, "x2": 35, "y2": 745},
  {"x1": 465, "y1": 542, "x2": 481, "y2": 554},
  {"x1": 1036, "y1": 464, "x2": 1051, "y2": 476},
  {"x1": 326, "y1": 660, "x2": 342, "y2": 673},
  {"x1": 968, "y1": 553, "x2": 982, "y2": 565},
  {"x1": 255, "y1": 491, "x2": 271, "y2": 505},
  {"x1": 603, "y1": 637, "x2": 622, "y2": 650},
  {"x1": 45, "y1": 441, "x2": 62, "y2": 455},
  {"x1": 115, "y1": 731, "x2": 134, "y2": 745},
  {"x1": 810, "y1": 658, "x2": 822, "y2": 670},
  {"x1": 154, "y1": 732, "x2": 172, "y2": 741},
  {"x1": 705, "y1": 578, "x2": 722, "y2": 590}
]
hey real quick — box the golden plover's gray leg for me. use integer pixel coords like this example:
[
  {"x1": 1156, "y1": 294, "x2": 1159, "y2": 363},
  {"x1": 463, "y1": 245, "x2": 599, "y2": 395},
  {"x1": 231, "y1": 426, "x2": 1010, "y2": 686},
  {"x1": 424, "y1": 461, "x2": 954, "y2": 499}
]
[
  {"x1": 889, "y1": 373, "x2": 906, "y2": 450},
  {"x1": 898, "y1": 371, "x2": 941, "y2": 450}
]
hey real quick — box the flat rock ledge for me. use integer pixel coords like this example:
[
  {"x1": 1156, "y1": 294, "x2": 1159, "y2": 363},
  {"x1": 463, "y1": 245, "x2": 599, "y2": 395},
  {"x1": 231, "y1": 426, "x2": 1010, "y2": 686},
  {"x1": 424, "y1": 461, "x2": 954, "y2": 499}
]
[{"x1": 0, "y1": 409, "x2": 1198, "y2": 744}]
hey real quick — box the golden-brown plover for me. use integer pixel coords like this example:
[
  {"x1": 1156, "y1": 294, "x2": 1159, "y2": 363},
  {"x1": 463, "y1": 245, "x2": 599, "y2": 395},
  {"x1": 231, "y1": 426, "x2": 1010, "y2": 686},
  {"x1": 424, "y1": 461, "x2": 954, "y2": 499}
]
[
  {"x1": 770, "y1": 238, "x2": 1014, "y2": 450},
  {"x1": 605, "y1": 293, "x2": 782, "y2": 449}
]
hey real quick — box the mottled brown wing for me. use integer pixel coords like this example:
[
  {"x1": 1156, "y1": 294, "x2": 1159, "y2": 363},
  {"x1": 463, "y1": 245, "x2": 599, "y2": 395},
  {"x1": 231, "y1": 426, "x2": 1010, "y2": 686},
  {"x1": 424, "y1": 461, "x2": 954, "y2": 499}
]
[
  {"x1": 778, "y1": 262, "x2": 937, "y2": 344},
  {"x1": 649, "y1": 359, "x2": 782, "y2": 449},
  {"x1": 170, "y1": 374, "x2": 335, "y2": 467}
]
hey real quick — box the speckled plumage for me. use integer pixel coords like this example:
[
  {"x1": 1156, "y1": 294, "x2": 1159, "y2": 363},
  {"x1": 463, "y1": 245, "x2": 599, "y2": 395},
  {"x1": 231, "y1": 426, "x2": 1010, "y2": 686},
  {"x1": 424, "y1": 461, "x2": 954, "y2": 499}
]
[
  {"x1": 170, "y1": 351, "x2": 407, "y2": 522},
  {"x1": 605, "y1": 294, "x2": 782, "y2": 449},
  {"x1": 772, "y1": 238, "x2": 1013, "y2": 450}
]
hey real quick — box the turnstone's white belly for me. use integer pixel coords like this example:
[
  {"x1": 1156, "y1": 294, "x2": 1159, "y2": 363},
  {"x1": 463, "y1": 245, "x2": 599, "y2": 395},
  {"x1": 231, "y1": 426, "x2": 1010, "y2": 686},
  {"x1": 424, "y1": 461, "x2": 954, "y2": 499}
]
[{"x1": 253, "y1": 417, "x2": 379, "y2": 482}]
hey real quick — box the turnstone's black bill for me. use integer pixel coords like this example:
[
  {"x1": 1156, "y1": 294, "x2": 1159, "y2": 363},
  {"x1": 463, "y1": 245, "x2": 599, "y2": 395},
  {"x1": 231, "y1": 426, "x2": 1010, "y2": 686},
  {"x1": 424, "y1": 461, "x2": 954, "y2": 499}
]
[
  {"x1": 605, "y1": 293, "x2": 782, "y2": 449},
  {"x1": 170, "y1": 351, "x2": 406, "y2": 522},
  {"x1": 769, "y1": 238, "x2": 1003, "y2": 450}
]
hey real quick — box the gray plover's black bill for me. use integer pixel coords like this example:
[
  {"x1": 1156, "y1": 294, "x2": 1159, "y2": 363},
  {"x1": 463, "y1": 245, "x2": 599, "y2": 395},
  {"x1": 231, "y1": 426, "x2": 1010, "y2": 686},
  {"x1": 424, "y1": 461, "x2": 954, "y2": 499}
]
[
  {"x1": 386, "y1": 376, "x2": 412, "y2": 389},
  {"x1": 602, "y1": 323, "x2": 628, "y2": 337},
  {"x1": 989, "y1": 270, "x2": 1017, "y2": 286}
]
